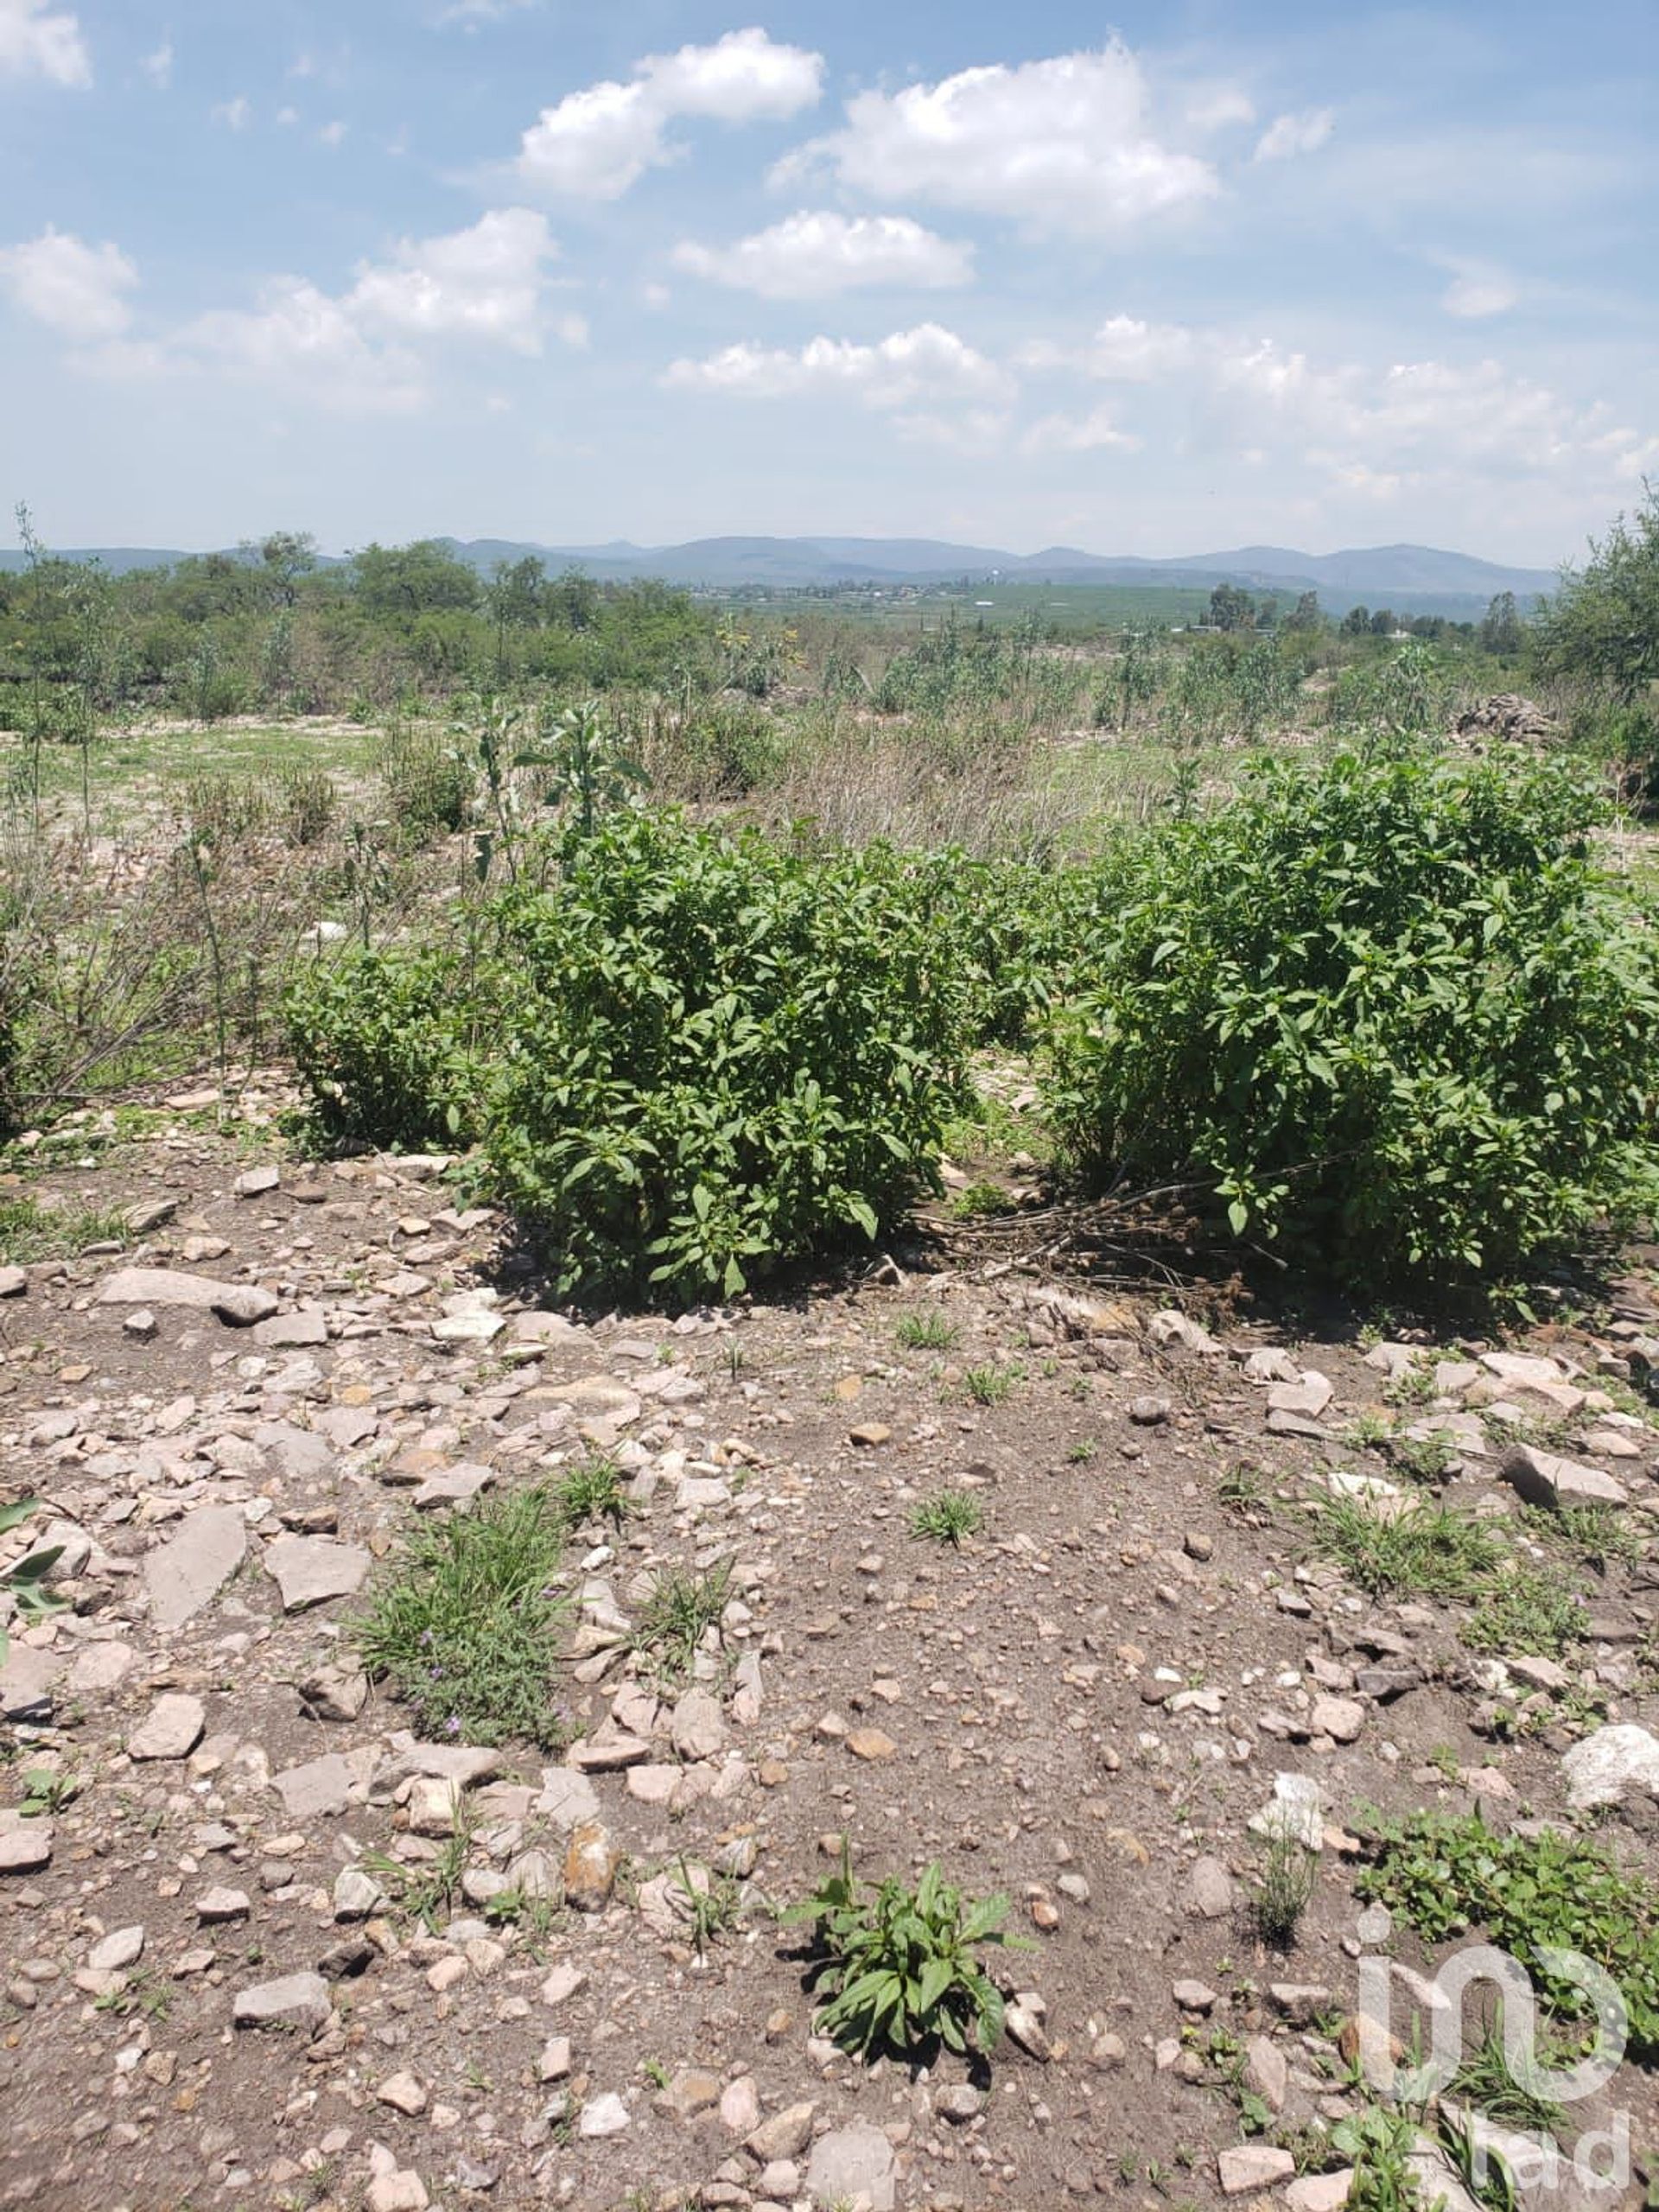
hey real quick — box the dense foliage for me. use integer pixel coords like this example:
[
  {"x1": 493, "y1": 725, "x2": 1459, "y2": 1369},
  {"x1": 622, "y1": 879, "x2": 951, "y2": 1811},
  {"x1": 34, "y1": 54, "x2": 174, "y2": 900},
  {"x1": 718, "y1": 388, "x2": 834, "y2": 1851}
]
[
  {"x1": 1533, "y1": 488, "x2": 1659, "y2": 703},
  {"x1": 486, "y1": 810, "x2": 971, "y2": 1300},
  {"x1": 1047, "y1": 746, "x2": 1659, "y2": 1283},
  {"x1": 283, "y1": 942, "x2": 504, "y2": 1148}
]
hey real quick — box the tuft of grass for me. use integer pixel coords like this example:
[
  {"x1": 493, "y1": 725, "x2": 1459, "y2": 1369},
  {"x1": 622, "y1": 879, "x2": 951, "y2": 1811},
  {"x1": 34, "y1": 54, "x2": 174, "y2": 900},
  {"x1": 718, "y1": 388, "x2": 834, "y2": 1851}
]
[
  {"x1": 1066, "y1": 1438, "x2": 1097, "y2": 1464},
  {"x1": 672, "y1": 1857, "x2": 741, "y2": 1959},
  {"x1": 1460, "y1": 1564, "x2": 1587, "y2": 1659},
  {"x1": 631, "y1": 1558, "x2": 734, "y2": 1688},
  {"x1": 910, "y1": 1490, "x2": 984, "y2": 1547},
  {"x1": 1446, "y1": 2007, "x2": 1567, "y2": 2134},
  {"x1": 1388, "y1": 1429, "x2": 1459, "y2": 1484},
  {"x1": 553, "y1": 1455, "x2": 629, "y2": 1532},
  {"x1": 964, "y1": 1362, "x2": 1020, "y2": 1407},
  {"x1": 352, "y1": 1486, "x2": 569, "y2": 1748},
  {"x1": 1538, "y1": 1503, "x2": 1646, "y2": 1573},
  {"x1": 1315, "y1": 1497, "x2": 1502, "y2": 1599},
  {"x1": 0, "y1": 1194, "x2": 130, "y2": 1264},
  {"x1": 949, "y1": 1179, "x2": 1018, "y2": 1222},
  {"x1": 1252, "y1": 1820, "x2": 1316, "y2": 1949},
  {"x1": 895, "y1": 1307, "x2": 958, "y2": 1351}
]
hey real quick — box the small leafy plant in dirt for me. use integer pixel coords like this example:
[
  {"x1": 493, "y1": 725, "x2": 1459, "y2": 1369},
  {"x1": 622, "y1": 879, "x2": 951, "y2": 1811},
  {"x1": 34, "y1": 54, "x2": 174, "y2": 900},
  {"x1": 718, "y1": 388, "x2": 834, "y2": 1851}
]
[
  {"x1": 0, "y1": 1497, "x2": 71, "y2": 1663},
  {"x1": 911, "y1": 1490, "x2": 984, "y2": 1547},
  {"x1": 552, "y1": 1455, "x2": 629, "y2": 1532},
  {"x1": 785, "y1": 1840, "x2": 1026, "y2": 2062},
  {"x1": 1329, "y1": 2107, "x2": 1428, "y2": 2212},
  {"x1": 672, "y1": 1857, "x2": 741, "y2": 1959},
  {"x1": 361, "y1": 1826, "x2": 473, "y2": 1933},
  {"x1": 630, "y1": 1558, "x2": 734, "y2": 1688},
  {"x1": 352, "y1": 1487, "x2": 569, "y2": 1749},
  {"x1": 1357, "y1": 1810, "x2": 1659, "y2": 2060},
  {"x1": 895, "y1": 1308, "x2": 958, "y2": 1351},
  {"x1": 949, "y1": 1178, "x2": 1018, "y2": 1221},
  {"x1": 1252, "y1": 1818, "x2": 1317, "y2": 1948}
]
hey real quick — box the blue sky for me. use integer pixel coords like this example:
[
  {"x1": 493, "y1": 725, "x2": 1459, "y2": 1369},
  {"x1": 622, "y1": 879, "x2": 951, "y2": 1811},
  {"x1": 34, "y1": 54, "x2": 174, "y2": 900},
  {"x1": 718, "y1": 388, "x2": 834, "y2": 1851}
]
[{"x1": 0, "y1": 0, "x2": 1654, "y2": 563}]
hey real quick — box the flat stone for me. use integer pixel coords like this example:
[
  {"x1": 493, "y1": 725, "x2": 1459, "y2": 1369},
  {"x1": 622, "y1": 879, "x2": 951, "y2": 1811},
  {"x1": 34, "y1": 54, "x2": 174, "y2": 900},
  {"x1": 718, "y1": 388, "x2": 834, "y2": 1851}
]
[
  {"x1": 1173, "y1": 1978, "x2": 1218, "y2": 2012},
  {"x1": 1185, "y1": 1856, "x2": 1235, "y2": 1918},
  {"x1": 1560, "y1": 1723, "x2": 1659, "y2": 1809},
  {"x1": 849, "y1": 1422, "x2": 891, "y2": 1447},
  {"x1": 508, "y1": 1311, "x2": 587, "y2": 1347},
  {"x1": 377, "y1": 2070, "x2": 428, "y2": 2116},
  {"x1": 746, "y1": 2101, "x2": 817, "y2": 2163},
  {"x1": 660, "y1": 2069, "x2": 721, "y2": 2120},
  {"x1": 0, "y1": 1643, "x2": 63, "y2": 1722},
  {"x1": 273, "y1": 1754, "x2": 355, "y2": 1821},
  {"x1": 847, "y1": 1727, "x2": 897, "y2": 1761},
  {"x1": 536, "y1": 1769, "x2": 601, "y2": 1830},
  {"x1": 1287, "y1": 2173, "x2": 1354, "y2": 2212},
  {"x1": 1268, "y1": 1370, "x2": 1334, "y2": 1418},
  {"x1": 538, "y1": 2036, "x2": 572, "y2": 2082},
  {"x1": 0, "y1": 1823, "x2": 53, "y2": 1873},
  {"x1": 232, "y1": 1971, "x2": 331, "y2": 2036},
  {"x1": 1217, "y1": 2145, "x2": 1295, "y2": 2195},
  {"x1": 1243, "y1": 2034, "x2": 1288, "y2": 2112},
  {"x1": 334, "y1": 1868, "x2": 387, "y2": 1920},
  {"x1": 406, "y1": 1775, "x2": 461, "y2": 1837},
  {"x1": 563, "y1": 1821, "x2": 619, "y2": 1911},
  {"x1": 127, "y1": 1693, "x2": 205, "y2": 1761},
  {"x1": 804, "y1": 2120, "x2": 895, "y2": 2212},
  {"x1": 97, "y1": 1267, "x2": 277, "y2": 1325},
  {"x1": 144, "y1": 1506, "x2": 247, "y2": 1630},
  {"x1": 252, "y1": 1311, "x2": 329, "y2": 1348},
  {"x1": 195, "y1": 1887, "x2": 251, "y2": 1923},
  {"x1": 233, "y1": 1164, "x2": 282, "y2": 1198},
  {"x1": 264, "y1": 1535, "x2": 371, "y2": 1611},
  {"x1": 432, "y1": 1311, "x2": 505, "y2": 1344},
  {"x1": 577, "y1": 2093, "x2": 630, "y2": 2139},
  {"x1": 0, "y1": 1265, "x2": 26, "y2": 1298},
  {"x1": 1310, "y1": 1694, "x2": 1365, "y2": 1743},
  {"x1": 88, "y1": 1925, "x2": 144, "y2": 1972},
  {"x1": 1501, "y1": 1444, "x2": 1627, "y2": 1511},
  {"x1": 670, "y1": 1688, "x2": 728, "y2": 1762}
]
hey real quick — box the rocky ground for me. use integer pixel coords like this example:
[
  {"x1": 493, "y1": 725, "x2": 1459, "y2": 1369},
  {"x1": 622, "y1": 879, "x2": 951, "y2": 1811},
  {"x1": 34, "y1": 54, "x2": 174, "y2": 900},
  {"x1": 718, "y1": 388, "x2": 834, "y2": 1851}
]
[{"x1": 3, "y1": 1092, "x2": 1658, "y2": 2212}]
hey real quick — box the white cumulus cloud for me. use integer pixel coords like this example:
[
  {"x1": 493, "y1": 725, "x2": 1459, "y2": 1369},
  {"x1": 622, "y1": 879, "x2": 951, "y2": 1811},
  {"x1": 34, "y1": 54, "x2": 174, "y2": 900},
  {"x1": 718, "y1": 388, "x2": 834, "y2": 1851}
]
[
  {"x1": 673, "y1": 211, "x2": 973, "y2": 298},
  {"x1": 0, "y1": 0, "x2": 89, "y2": 86},
  {"x1": 1438, "y1": 260, "x2": 1518, "y2": 319},
  {"x1": 141, "y1": 39, "x2": 171, "y2": 89},
  {"x1": 516, "y1": 27, "x2": 823, "y2": 200},
  {"x1": 0, "y1": 226, "x2": 137, "y2": 338},
  {"x1": 781, "y1": 43, "x2": 1217, "y2": 238},
  {"x1": 1020, "y1": 404, "x2": 1140, "y2": 456},
  {"x1": 346, "y1": 207, "x2": 559, "y2": 353},
  {"x1": 663, "y1": 321, "x2": 1011, "y2": 413},
  {"x1": 1253, "y1": 107, "x2": 1334, "y2": 162}
]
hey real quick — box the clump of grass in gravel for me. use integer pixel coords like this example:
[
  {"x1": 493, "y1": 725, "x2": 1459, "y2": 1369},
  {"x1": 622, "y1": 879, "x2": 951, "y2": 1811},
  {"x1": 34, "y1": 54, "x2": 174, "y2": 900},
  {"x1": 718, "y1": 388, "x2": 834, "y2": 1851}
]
[
  {"x1": 552, "y1": 1455, "x2": 629, "y2": 1532},
  {"x1": 1460, "y1": 1562, "x2": 1588, "y2": 1659},
  {"x1": 353, "y1": 1487, "x2": 569, "y2": 1748},
  {"x1": 1316, "y1": 1497, "x2": 1502, "y2": 1599},
  {"x1": 0, "y1": 1193, "x2": 130, "y2": 1264},
  {"x1": 631, "y1": 1558, "x2": 734, "y2": 1688},
  {"x1": 1446, "y1": 2007, "x2": 1566, "y2": 2133},
  {"x1": 964, "y1": 1362, "x2": 1020, "y2": 1407},
  {"x1": 895, "y1": 1308, "x2": 958, "y2": 1351},
  {"x1": 1252, "y1": 1820, "x2": 1316, "y2": 1949},
  {"x1": 911, "y1": 1489, "x2": 983, "y2": 1546}
]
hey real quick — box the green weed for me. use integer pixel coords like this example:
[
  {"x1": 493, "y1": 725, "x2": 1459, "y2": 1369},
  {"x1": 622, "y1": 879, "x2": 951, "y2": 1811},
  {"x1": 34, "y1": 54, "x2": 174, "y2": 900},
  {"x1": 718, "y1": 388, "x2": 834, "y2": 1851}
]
[
  {"x1": 895, "y1": 1308, "x2": 958, "y2": 1351},
  {"x1": 630, "y1": 1559, "x2": 734, "y2": 1688},
  {"x1": 910, "y1": 1490, "x2": 984, "y2": 1546}
]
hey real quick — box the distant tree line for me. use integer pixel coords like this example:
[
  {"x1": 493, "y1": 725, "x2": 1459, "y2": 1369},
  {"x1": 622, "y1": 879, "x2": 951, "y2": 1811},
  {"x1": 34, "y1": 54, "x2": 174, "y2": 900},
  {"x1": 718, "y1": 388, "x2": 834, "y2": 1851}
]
[{"x1": 0, "y1": 521, "x2": 718, "y2": 727}]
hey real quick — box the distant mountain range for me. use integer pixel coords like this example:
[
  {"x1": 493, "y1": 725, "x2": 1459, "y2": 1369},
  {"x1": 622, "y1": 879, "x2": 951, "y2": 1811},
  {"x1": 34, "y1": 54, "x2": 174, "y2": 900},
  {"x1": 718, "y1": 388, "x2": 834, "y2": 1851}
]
[{"x1": 0, "y1": 534, "x2": 1560, "y2": 618}]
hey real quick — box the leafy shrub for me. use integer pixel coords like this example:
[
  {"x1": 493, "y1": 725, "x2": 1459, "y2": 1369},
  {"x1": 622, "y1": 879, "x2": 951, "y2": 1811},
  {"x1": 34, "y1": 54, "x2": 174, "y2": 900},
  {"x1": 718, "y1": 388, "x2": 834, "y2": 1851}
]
[
  {"x1": 283, "y1": 939, "x2": 503, "y2": 1147},
  {"x1": 785, "y1": 1842, "x2": 1023, "y2": 2060},
  {"x1": 486, "y1": 810, "x2": 970, "y2": 1301},
  {"x1": 1046, "y1": 746, "x2": 1659, "y2": 1284},
  {"x1": 374, "y1": 724, "x2": 472, "y2": 843}
]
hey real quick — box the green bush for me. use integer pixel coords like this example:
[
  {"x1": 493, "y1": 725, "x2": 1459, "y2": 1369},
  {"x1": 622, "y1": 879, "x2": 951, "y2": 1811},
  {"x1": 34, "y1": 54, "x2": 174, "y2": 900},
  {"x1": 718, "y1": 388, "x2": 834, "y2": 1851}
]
[
  {"x1": 283, "y1": 941, "x2": 502, "y2": 1147},
  {"x1": 1046, "y1": 745, "x2": 1659, "y2": 1284},
  {"x1": 486, "y1": 810, "x2": 970, "y2": 1301}
]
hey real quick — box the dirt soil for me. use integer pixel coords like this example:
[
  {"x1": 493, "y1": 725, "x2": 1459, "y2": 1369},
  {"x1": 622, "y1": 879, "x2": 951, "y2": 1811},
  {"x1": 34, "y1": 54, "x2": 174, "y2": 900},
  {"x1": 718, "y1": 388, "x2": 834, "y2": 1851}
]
[{"x1": 2, "y1": 1097, "x2": 1657, "y2": 2212}]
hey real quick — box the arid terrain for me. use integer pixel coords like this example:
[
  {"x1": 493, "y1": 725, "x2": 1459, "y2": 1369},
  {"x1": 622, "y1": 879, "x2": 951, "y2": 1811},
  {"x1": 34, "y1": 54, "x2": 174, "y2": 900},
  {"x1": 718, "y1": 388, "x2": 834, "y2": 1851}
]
[{"x1": 3, "y1": 1087, "x2": 1657, "y2": 2212}]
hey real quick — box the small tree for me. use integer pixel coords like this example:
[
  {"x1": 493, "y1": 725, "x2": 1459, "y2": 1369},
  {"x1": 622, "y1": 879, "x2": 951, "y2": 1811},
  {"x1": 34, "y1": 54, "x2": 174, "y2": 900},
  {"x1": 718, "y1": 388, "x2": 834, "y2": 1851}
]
[
  {"x1": 1285, "y1": 591, "x2": 1322, "y2": 633},
  {"x1": 1532, "y1": 490, "x2": 1659, "y2": 702},
  {"x1": 1478, "y1": 590, "x2": 1522, "y2": 658},
  {"x1": 1341, "y1": 605, "x2": 1372, "y2": 636},
  {"x1": 1208, "y1": 582, "x2": 1256, "y2": 632}
]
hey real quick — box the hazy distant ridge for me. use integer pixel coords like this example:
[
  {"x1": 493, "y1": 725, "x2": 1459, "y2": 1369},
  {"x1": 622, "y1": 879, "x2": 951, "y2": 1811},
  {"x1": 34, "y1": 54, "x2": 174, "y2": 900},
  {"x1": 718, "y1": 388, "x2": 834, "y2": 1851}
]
[{"x1": 0, "y1": 533, "x2": 1559, "y2": 613}]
